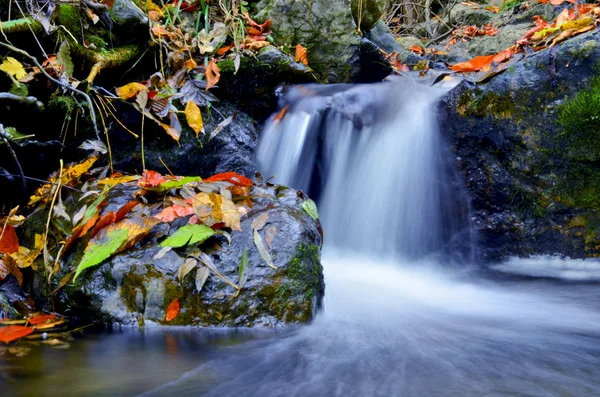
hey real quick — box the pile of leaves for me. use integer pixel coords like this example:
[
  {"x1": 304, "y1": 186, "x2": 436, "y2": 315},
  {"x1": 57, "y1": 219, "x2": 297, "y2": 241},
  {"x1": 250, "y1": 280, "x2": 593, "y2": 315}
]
[
  {"x1": 449, "y1": 0, "x2": 600, "y2": 77},
  {"x1": 0, "y1": 313, "x2": 71, "y2": 352},
  {"x1": 0, "y1": 153, "x2": 321, "y2": 331},
  {"x1": 446, "y1": 23, "x2": 499, "y2": 48}
]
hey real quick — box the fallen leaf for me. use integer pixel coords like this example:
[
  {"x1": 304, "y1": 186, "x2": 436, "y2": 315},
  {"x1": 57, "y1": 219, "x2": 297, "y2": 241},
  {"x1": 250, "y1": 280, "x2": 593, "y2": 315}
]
[
  {"x1": 165, "y1": 298, "x2": 179, "y2": 322},
  {"x1": 302, "y1": 199, "x2": 319, "y2": 220},
  {"x1": 160, "y1": 224, "x2": 215, "y2": 248},
  {"x1": 138, "y1": 170, "x2": 167, "y2": 188},
  {"x1": 155, "y1": 204, "x2": 195, "y2": 222},
  {"x1": 0, "y1": 226, "x2": 19, "y2": 255},
  {"x1": 205, "y1": 59, "x2": 220, "y2": 90},
  {"x1": 185, "y1": 101, "x2": 204, "y2": 137},
  {"x1": 251, "y1": 212, "x2": 269, "y2": 231},
  {"x1": 450, "y1": 54, "x2": 495, "y2": 72},
  {"x1": 115, "y1": 82, "x2": 147, "y2": 100},
  {"x1": 28, "y1": 314, "x2": 56, "y2": 325},
  {"x1": 295, "y1": 44, "x2": 309, "y2": 66},
  {"x1": 8, "y1": 233, "x2": 45, "y2": 269},
  {"x1": 178, "y1": 257, "x2": 198, "y2": 282},
  {"x1": 485, "y1": 5, "x2": 500, "y2": 12},
  {"x1": 253, "y1": 229, "x2": 276, "y2": 269},
  {"x1": 160, "y1": 122, "x2": 181, "y2": 142},
  {"x1": 0, "y1": 325, "x2": 34, "y2": 343},
  {"x1": 217, "y1": 43, "x2": 235, "y2": 55},
  {"x1": 238, "y1": 249, "x2": 248, "y2": 290},
  {"x1": 209, "y1": 115, "x2": 234, "y2": 141},
  {"x1": 97, "y1": 175, "x2": 141, "y2": 187},
  {"x1": 410, "y1": 45, "x2": 424, "y2": 54},
  {"x1": 191, "y1": 192, "x2": 242, "y2": 231},
  {"x1": 0, "y1": 206, "x2": 25, "y2": 227},
  {"x1": 264, "y1": 225, "x2": 276, "y2": 249},
  {"x1": 204, "y1": 172, "x2": 253, "y2": 187},
  {"x1": 0, "y1": 258, "x2": 22, "y2": 285},
  {"x1": 195, "y1": 267, "x2": 210, "y2": 293},
  {"x1": 0, "y1": 57, "x2": 27, "y2": 80}
]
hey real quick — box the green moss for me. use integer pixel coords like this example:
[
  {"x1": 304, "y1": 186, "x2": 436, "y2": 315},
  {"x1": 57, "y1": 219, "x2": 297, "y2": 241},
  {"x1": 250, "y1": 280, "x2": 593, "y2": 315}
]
[
  {"x1": 56, "y1": 4, "x2": 81, "y2": 33},
  {"x1": 458, "y1": 90, "x2": 517, "y2": 119},
  {"x1": 48, "y1": 94, "x2": 78, "y2": 115},
  {"x1": 557, "y1": 76, "x2": 600, "y2": 161},
  {"x1": 8, "y1": 83, "x2": 28, "y2": 97},
  {"x1": 568, "y1": 40, "x2": 597, "y2": 61},
  {"x1": 501, "y1": 0, "x2": 525, "y2": 10}
]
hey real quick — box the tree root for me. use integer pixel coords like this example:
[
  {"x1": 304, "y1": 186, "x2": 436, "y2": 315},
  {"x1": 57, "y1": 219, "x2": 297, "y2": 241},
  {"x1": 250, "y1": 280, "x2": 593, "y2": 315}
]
[
  {"x1": 80, "y1": 45, "x2": 142, "y2": 83},
  {"x1": 0, "y1": 92, "x2": 43, "y2": 108}
]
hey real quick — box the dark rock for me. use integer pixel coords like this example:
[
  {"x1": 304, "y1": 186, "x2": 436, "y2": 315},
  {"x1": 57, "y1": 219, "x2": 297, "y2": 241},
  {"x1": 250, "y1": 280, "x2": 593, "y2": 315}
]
[
  {"x1": 351, "y1": 0, "x2": 386, "y2": 31},
  {"x1": 357, "y1": 38, "x2": 393, "y2": 82},
  {"x1": 365, "y1": 21, "x2": 421, "y2": 64},
  {"x1": 441, "y1": 29, "x2": 600, "y2": 261}
]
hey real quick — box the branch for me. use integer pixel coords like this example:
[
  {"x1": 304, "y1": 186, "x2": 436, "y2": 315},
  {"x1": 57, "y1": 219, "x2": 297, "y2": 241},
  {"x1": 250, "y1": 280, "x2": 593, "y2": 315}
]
[
  {"x1": 0, "y1": 92, "x2": 44, "y2": 108},
  {"x1": 0, "y1": 18, "x2": 43, "y2": 34},
  {"x1": 0, "y1": 41, "x2": 100, "y2": 138},
  {"x1": 0, "y1": 124, "x2": 26, "y2": 193}
]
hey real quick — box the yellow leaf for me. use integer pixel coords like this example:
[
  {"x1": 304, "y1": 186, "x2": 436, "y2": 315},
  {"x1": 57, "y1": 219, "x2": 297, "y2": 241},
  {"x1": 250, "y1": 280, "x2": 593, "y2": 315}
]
[
  {"x1": 8, "y1": 233, "x2": 45, "y2": 270},
  {"x1": 191, "y1": 192, "x2": 241, "y2": 231},
  {"x1": 160, "y1": 122, "x2": 181, "y2": 142},
  {"x1": 0, "y1": 57, "x2": 27, "y2": 80},
  {"x1": 185, "y1": 101, "x2": 204, "y2": 137},
  {"x1": 97, "y1": 175, "x2": 141, "y2": 187},
  {"x1": 115, "y1": 82, "x2": 147, "y2": 100},
  {"x1": 29, "y1": 155, "x2": 99, "y2": 206}
]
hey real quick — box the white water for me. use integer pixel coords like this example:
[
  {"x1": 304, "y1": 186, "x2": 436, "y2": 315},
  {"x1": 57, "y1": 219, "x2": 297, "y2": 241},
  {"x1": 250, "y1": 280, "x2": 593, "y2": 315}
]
[{"x1": 6, "y1": 77, "x2": 600, "y2": 397}]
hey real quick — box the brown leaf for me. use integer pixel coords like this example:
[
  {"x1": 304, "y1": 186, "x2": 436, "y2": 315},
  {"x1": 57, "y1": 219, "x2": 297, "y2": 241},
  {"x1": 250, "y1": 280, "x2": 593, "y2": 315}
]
[
  {"x1": 205, "y1": 59, "x2": 220, "y2": 90},
  {"x1": 295, "y1": 44, "x2": 309, "y2": 66},
  {"x1": 0, "y1": 225, "x2": 19, "y2": 255}
]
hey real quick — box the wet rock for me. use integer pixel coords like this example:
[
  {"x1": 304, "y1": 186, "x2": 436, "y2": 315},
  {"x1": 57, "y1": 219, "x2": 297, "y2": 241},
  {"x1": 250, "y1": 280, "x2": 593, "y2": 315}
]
[
  {"x1": 254, "y1": 0, "x2": 361, "y2": 82},
  {"x1": 441, "y1": 29, "x2": 600, "y2": 261},
  {"x1": 43, "y1": 184, "x2": 324, "y2": 327},
  {"x1": 365, "y1": 21, "x2": 421, "y2": 64},
  {"x1": 448, "y1": 4, "x2": 494, "y2": 27},
  {"x1": 351, "y1": 0, "x2": 387, "y2": 31}
]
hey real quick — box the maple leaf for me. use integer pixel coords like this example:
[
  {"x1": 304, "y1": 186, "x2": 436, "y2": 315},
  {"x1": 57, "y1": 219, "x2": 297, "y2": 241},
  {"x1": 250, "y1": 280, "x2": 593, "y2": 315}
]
[
  {"x1": 0, "y1": 57, "x2": 27, "y2": 80},
  {"x1": 139, "y1": 170, "x2": 167, "y2": 188},
  {"x1": 185, "y1": 101, "x2": 204, "y2": 137},
  {"x1": 205, "y1": 59, "x2": 220, "y2": 90}
]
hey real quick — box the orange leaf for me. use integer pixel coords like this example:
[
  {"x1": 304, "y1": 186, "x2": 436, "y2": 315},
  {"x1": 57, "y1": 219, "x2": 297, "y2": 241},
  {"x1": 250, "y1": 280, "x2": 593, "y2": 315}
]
[
  {"x1": 410, "y1": 45, "x2": 424, "y2": 54},
  {"x1": 485, "y1": 5, "x2": 500, "y2": 12},
  {"x1": 295, "y1": 44, "x2": 309, "y2": 66},
  {"x1": 493, "y1": 47, "x2": 515, "y2": 64},
  {"x1": 0, "y1": 257, "x2": 22, "y2": 285},
  {"x1": 0, "y1": 325, "x2": 34, "y2": 343},
  {"x1": 204, "y1": 172, "x2": 253, "y2": 187},
  {"x1": 151, "y1": 25, "x2": 175, "y2": 39},
  {"x1": 139, "y1": 170, "x2": 167, "y2": 188},
  {"x1": 217, "y1": 43, "x2": 235, "y2": 56},
  {"x1": 205, "y1": 59, "x2": 220, "y2": 90},
  {"x1": 115, "y1": 82, "x2": 147, "y2": 100},
  {"x1": 0, "y1": 225, "x2": 19, "y2": 255},
  {"x1": 78, "y1": 213, "x2": 99, "y2": 238},
  {"x1": 166, "y1": 299, "x2": 180, "y2": 322},
  {"x1": 273, "y1": 105, "x2": 289, "y2": 122},
  {"x1": 450, "y1": 54, "x2": 495, "y2": 72},
  {"x1": 155, "y1": 204, "x2": 195, "y2": 222},
  {"x1": 91, "y1": 201, "x2": 139, "y2": 238},
  {"x1": 28, "y1": 314, "x2": 56, "y2": 325}
]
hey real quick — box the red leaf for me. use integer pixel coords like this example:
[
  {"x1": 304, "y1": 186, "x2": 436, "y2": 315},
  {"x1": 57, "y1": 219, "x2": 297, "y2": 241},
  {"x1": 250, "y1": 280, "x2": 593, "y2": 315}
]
[
  {"x1": 217, "y1": 43, "x2": 235, "y2": 56},
  {"x1": 139, "y1": 170, "x2": 167, "y2": 188},
  {"x1": 115, "y1": 201, "x2": 140, "y2": 220},
  {"x1": 410, "y1": 45, "x2": 424, "y2": 54},
  {"x1": 28, "y1": 314, "x2": 56, "y2": 325},
  {"x1": 166, "y1": 299, "x2": 180, "y2": 322},
  {"x1": 450, "y1": 54, "x2": 495, "y2": 72},
  {"x1": 273, "y1": 105, "x2": 289, "y2": 122},
  {"x1": 0, "y1": 325, "x2": 34, "y2": 343},
  {"x1": 155, "y1": 204, "x2": 195, "y2": 222},
  {"x1": 0, "y1": 226, "x2": 19, "y2": 255},
  {"x1": 204, "y1": 172, "x2": 253, "y2": 187}
]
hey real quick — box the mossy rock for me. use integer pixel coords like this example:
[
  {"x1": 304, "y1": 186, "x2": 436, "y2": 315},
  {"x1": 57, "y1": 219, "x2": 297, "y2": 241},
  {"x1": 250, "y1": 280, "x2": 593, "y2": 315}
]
[{"x1": 351, "y1": 0, "x2": 387, "y2": 31}]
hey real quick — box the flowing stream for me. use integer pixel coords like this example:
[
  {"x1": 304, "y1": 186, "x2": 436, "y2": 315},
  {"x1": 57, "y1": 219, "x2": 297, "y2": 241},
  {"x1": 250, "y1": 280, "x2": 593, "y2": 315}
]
[{"x1": 4, "y1": 77, "x2": 600, "y2": 397}]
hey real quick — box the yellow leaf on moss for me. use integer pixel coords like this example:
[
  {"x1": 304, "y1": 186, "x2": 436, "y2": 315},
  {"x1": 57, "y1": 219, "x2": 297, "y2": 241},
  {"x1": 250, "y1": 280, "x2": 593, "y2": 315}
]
[
  {"x1": 115, "y1": 82, "x2": 147, "y2": 100},
  {"x1": 184, "y1": 101, "x2": 203, "y2": 137},
  {"x1": 0, "y1": 57, "x2": 27, "y2": 80}
]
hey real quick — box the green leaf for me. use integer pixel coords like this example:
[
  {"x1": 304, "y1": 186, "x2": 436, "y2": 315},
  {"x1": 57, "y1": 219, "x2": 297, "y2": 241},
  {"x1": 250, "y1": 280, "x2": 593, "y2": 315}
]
[
  {"x1": 302, "y1": 199, "x2": 319, "y2": 220},
  {"x1": 57, "y1": 40, "x2": 74, "y2": 78},
  {"x1": 144, "y1": 176, "x2": 202, "y2": 192},
  {"x1": 160, "y1": 224, "x2": 215, "y2": 248},
  {"x1": 74, "y1": 228, "x2": 128, "y2": 281},
  {"x1": 238, "y1": 249, "x2": 248, "y2": 290}
]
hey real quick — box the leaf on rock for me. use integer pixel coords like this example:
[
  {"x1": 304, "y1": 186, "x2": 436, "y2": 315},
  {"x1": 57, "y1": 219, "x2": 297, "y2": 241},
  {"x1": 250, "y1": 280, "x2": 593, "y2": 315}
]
[
  {"x1": 195, "y1": 266, "x2": 210, "y2": 293},
  {"x1": 178, "y1": 257, "x2": 198, "y2": 282},
  {"x1": 238, "y1": 249, "x2": 248, "y2": 290},
  {"x1": 97, "y1": 175, "x2": 141, "y2": 187},
  {"x1": 205, "y1": 59, "x2": 220, "y2": 90},
  {"x1": 209, "y1": 116, "x2": 233, "y2": 141},
  {"x1": 28, "y1": 314, "x2": 56, "y2": 325},
  {"x1": 251, "y1": 212, "x2": 269, "y2": 231},
  {"x1": 160, "y1": 224, "x2": 215, "y2": 248},
  {"x1": 450, "y1": 54, "x2": 495, "y2": 73},
  {"x1": 204, "y1": 172, "x2": 252, "y2": 187},
  {"x1": 264, "y1": 225, "x2": 277, "y2": 249},
  {"x1": 294, "y1": 44, "x2": 309, "y2": 66},
  {"x1": 302, "y1": 199, "x2": 319, "y2": 220},
  {"x1": 155, "y1": 204, "x2": 195, "y2": 222},
  {"x1": 185, "y1": 100, "x2": 204, "y2": 137},
  {"x1": 116, "y1": 82, "x2": 147, "y2": 100},
  {"x1": 253, "y1": 229, "x2": 276, "y2": 269},
  {"x1": 138, "y1": 170, "x2": 167, "y2": 188},
  {"x1": 0, "y1": 325, "x2": 34, "y2": 343},
  {"x1": 191, "y1": 192, "x2": 242, "y2": 231},
  {"x1": 0, "y1": 57, "x2": 27, "y2": 80},
  {"x1": 165, "y1": 298, "x2": 180, "y2": 322},
  {"x1": 91, "y1": 201, "x2": 139, "y2": 238},
  {"x1": 9, "y1": 233, "x2": 45, "y2": 270},
  {"x1": 57, "y1": 40, "x2": 74, "y2": 78},
  {"x1": 0, "y1": 226, "x2": 19, "y2": 255}
]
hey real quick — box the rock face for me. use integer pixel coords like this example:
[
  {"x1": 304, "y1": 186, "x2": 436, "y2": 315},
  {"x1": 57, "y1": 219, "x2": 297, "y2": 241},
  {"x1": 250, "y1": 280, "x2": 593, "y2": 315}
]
[
  {"x1": 441, "y1": 29, "x2": 600, "y2": 261},
  {"x1": 253, "y1": 0, "x2": 363, "y2": 82},
  {"x1": 351, "y1": 0, "x2": 387, "y2": 31},
  {"x1": 47, "y1": 183, "x2": 324, "y2": 327}
]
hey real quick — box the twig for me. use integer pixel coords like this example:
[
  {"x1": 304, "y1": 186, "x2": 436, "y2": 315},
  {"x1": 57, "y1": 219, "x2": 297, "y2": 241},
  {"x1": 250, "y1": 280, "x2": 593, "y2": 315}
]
[
  {"x1": 0, "y1": 124, "x2": 26, "y2": 193},
  {"x1": 0, "y1": 92, "x2": 43, "y2": 108},
  {"x1": 0, "y1": 173, "x2": 81, "y2": 191},
  {"x1": 0, "y1": 41, "x2": 100, "y2": 138}
]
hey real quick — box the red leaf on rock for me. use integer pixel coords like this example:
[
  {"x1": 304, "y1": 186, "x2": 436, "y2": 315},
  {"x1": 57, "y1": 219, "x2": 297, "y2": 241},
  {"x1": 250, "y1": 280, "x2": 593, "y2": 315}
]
[
  {"x1": 166, "y1": 299, "x2": 180, "y2": 322},
  {"x1": 451, "y1": 54, "x2": 495, "y2": 72},
  {"x1": 139, "y1": 170, "x2": 167, "y2": 188},
  {"x1": 155, "y1": 204, "x2": 195, "y2": 222},
  {"x1": 0, "y1": 325, "x2": 34, "y2": 343},
  {"x1": 204, "y1": 172, "x2": 253, "y2": 187},
  {"x1": 0, "y1": 226, "x2": 19, "y2": 255},
  {"x1": 28, "y1": 314, "x2": 56, "y2": 325}
]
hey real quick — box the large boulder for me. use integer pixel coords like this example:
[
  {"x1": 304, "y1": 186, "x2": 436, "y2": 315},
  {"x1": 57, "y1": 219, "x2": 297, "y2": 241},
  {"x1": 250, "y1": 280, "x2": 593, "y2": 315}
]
[
  {"x1": 28, "y1": 180, "x2": 324, "y2": 327},
  {"x1": 441, "y1": 29, "x2": 600, "y2": 261},
  {"x1": 253, "y1": 0, "x2": 362, "y2": 82},
  {"x1": 351, "y1": 0, "x2": 387, "y2": 31}
]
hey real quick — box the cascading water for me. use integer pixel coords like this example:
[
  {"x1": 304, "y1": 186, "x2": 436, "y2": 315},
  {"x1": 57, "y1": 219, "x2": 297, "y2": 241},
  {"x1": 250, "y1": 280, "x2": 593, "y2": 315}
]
[
  {"x1": 258, "y1": 76, "x2": 473, "y2": 260},
  {"x1": 7, "y1": 77, "x2": 600, "y2": 397}
]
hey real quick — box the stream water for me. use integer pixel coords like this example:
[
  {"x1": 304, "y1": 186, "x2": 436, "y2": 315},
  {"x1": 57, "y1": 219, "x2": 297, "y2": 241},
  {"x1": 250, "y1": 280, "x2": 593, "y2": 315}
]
[{"x1": 3, "y1": 77, "x2": 600, "y2": 397}]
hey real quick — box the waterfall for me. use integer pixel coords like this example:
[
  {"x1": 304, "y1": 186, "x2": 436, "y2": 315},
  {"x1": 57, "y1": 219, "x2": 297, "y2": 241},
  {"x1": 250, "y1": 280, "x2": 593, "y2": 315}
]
[{"x1": 257, "y1": 76, "x2": 473, "y2": 260}]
